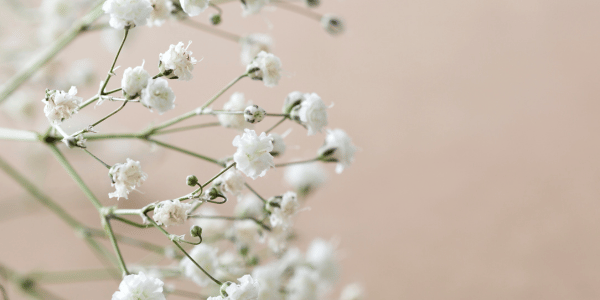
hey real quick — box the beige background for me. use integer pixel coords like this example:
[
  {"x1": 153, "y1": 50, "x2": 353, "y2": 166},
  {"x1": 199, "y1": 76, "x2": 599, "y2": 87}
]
[{"x1": 2, "y1": 0, "x2": 600, "y2": 299}]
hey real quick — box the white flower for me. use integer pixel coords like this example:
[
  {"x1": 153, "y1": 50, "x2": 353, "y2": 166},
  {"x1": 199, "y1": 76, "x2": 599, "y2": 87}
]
[
  {"x1": 239, "y1": 34, "x2": 273, "y2": 66},
  {"x1": 153, "y1": 199, "x2": 192, "y2": 227},
  {"x1": 38, "y1": 0, "x2": 77, "y2": 44},
  {"x1": 286, "y1": 267, "x2": 320, "y2": 300},
  {"x1": 318, "y1": 129, "x2": 356, "y2": 173},
  {"x1": 246, "y1": 51, "x2": 282, "y2": 87},
  {"x1": 232, "y1": 129, "x2": 274, "y2": 179},
  {"x1": 218, "y1": 93, "x2": 253, "y2": 130},
  {"x1": 235, "y1": 194, "x2": 265, "y2": 219},
  {"x1": 103, "y1": 0, "x2": 153, "y2": 29},
  {"x1": 268, "y1": 191, "x2": 299, "y2": 229},
  {"x1": 180, "y1": 244, "x2": 219, "y2": 286},
  {"x1": 3, "y1": 91, "x2": 35, "y2": 121},
  {"x1": 194, "y1": 207, "x2": 227, "y2": 238},
  {"x1": 224, "y1": 275, "x2": 260, "y2": 300},
  {"x1": 340, "y1": 283, "x2": 364, "y2": 300},
  {"x1": 108, "y1": 158, "x2": 148, "y2": 199},
  {"x1": 112, "y1": 272, "x2": 166, "y2": 300},
  {"x1": 284, "y1": 163, "x2": 327, "y2": 196},
  {"x1": 269, "y1": 133, "x2": 286, "y2": 157},
  {"x1": 214, "y1": 168, "x2": 245, "y2": 195},
  {"x1": 234, "y1": 219, "x2": 262, "y2": 245},
  {"x1": 217, "y1": 251, "x2": 246, "y2": 279},
  {"x1": 244, "y1": 105, "x2": 266, "y2": 124},
  {"x1": 140, "y1": 78, "x2": 175, "y2": 114},
  {"x1": 122, "y1": 63, "x2": 150, "y2": 98},
  {"x1": 147, "y1": 0, "x2": 173, "y2": 26},
  {"x1": 252, "y1": 264, "x2": 282, "y2": 300},
  {"x1": 306, "y1": 238, "x2": 339, "y2": 284},
  {"x1": 267, "y1": 225, "x2": 291, "y2": 253},
  {"x1": 282, "y1": 91, "x2": 305, "y2": 114},
  {"x1": 181, "y1": 0, "x2": 210, "y2": 16},
  {"x1": 241, "y1": 0, "x2": 269, "y2": 16},
  {"x1": 321, "y1": 14, "x2": 345, "y2": 35},
  {"x1": 42, "y1": 86, "x2": 82, "y2": 124},
  {"x1": 159, "y1": 41, "x2": 198, "y2": 80},
  {"x1": 297, "y1": 93, "x2": 328, "y2": 135}
]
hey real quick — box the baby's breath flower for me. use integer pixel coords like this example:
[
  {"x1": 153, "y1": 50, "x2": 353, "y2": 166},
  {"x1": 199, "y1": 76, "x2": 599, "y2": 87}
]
[
  {"x1": 180, "y1": 244, "x2": 219, "y2": 286},
  {"x1": 181, "y1": 0, "x2": 210, "y2": 16},
  {"x1": 103, "y1": 0, "x2": 153, "y2": 29},
  {"x1": 244, "y1": 104, "x2": 266, "y2": 124},
  {"x1": 269, "y1": 133, "x2": 286, "y2": 157},
  {"x1": 214, "y1": 168, "x2": 245, "y2": 195},
  {"x1": 153, "y1": 199, "x2": 193, "y2": 227},
  {"x1": 223, "y1": 275, "x2": 260, "y2": 299},
  {"x1": 321, "y1": 14, "x2": 345, "y2": 35},
  {"x1": 235, "y1": 194, "x2": 265, "y2": 219},
  {"x1": 306, "y1": 238, "x2": 340, "y2": 284},
  {"x1": 111, "y1": 272, "x2": 166, "y2": 300},
  {"x1": 247, "y1": 51, "x2": 282, "y2": 87},
  {"x1": 283, "y1": 91, "x2": 305, "y2": 114},
  {"x1": 42, "y1": 86, "x2": 82, "y2": 124},
  {"x1": 232, "y1": 129, "x2": 275, "y2": 179},
  {"x1": 340, "y1": 283, "x2": 365, "y2": 300},
  {"x1": 297, "y1": 93, "x2": 328, "y2": 135},
  {"x1": 140, "y1": 78, "x2": 176, "y2": 114},
  {"x1": 239, "y1": 34, "x2": 273, "y2": 66},
  {"x1": 121, "y1": 63, "x2": 150, "y2": 98},
  {"x1": 286, "y1": 267, "x2": 321, "y2": 300},
  {"x1": 147, "y1": 0, "x2": 174, "y2": 26},
  {"x1": 284, "y1": 163, "x2": 327, "y2": 196},
  {"x1": 241, "y1": 0, "x2": 269, "y2": 16},
  {"x1": 194, "y1": 207, "x2": 227, "y2": 238},
  {"x1": 159, "y1": 41, "x2": 198, "y2": 80},
  {"x1": 234, "y1": 219, "x2": 262, "y2": 245},
  {"x1": 268, "y1": 191, "x2": 300, "y2": 229},
  {"x1": 252, "y1": 264, "x2": 283, "y2": 300},
  {"x1": 218, "y1": 93, "x2": 253, "y2": 130},
  {"x1": 108, "y1": 158, "x2": 148, "y2": 199},
  {"x1": 318, "y1": 129, "x2": 357, "y2": 174}
]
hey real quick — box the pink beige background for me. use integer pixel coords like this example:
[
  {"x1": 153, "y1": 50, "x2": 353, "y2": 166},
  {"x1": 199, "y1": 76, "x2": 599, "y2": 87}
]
[{"x1": 2, "y1": 0, "x2": 600, "y2": 299}]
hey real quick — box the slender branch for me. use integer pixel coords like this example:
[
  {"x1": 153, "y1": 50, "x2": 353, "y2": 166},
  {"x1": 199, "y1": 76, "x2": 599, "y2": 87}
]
[
  {"x1": 0, "y1": 282, "x2": 6, "y2": 300},
  {"x1": 98, "y1": 28, "x2": 129, "y2": 95},
  {"x1": 86, "y1": 228, "x2": 175, "y2": 258},
  {"x1": 202, "y1": 163, "x2": 236, "y2": 188},
  {"x1": 153, "y1": 122, "x2": 221, "y2": 135},
  {"x1": 274, "y1": 157, "x2": 319, "y2": 168},
  {"x1": 102, "y1": 216, "x2": 130, "y2": 276},
  {"x1": 265, "y1": 116, "x2": 288, "y2": 134},
  {"x1": 189, "y1": 215, "x2": 271, "y2": 231},
  {"x1": 82, "y1": 149, "x2": 112, "y2": 169},
  {"x1": 244, "y1": 183, "x2": 267, "y2": 203},
  {"x1": 110, "y1": 215, "x2": 151, "y2": 229},
  {"x1": 147, "y1": 138, "x2": 222, "y2": 166},
  {"x1": 181, "y1": 19, "x2": 241, "y2": 43},
  {"x1": 0, "y1": 128, "x2": 40, "y2": 142}
]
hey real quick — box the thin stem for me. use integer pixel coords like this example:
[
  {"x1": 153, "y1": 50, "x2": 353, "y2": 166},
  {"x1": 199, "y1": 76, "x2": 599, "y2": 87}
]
[
  {"x1": 0, "y1": 128, "x2": 40, "y2": 142},
  {"x1": 153, "y1": 122, "x2": 221, "y2": 135},
  {"x1": 147, "y1": 138, "x2": 222, "y2": 166},
  {"x1": 27, "y1": 268, "x2": 120, "y2": 284},
  {"x1": 48, "y1": 144, "x2": 103, "y2": 210},
  {"x1": 99, "y1": 28, "x2": 129, "y2": 95},
  {"x1": 181, "y1": 18, "x2": 240, "y2": 43},
  {"x1": 86, "y1": 228, "x2": 173, "y2": 257},
  {"x1": 102, "y1": 217, "x2": 130, "y2": 276},
  {"x1": 0, "y1": 283, "x2": 7, "y2": 300},
  {"x1": 90, "y1": 99, "x2": 129, "y2": 128},
  {"x1": 244, "y1": 183, "x2": 267, "y2": 203},
  {"x1": 189, "y1": 215, "x2": 271, "y2": 231},
  {"x1": 79, "y1": 88, "x2": 122, "y2": 110},
  {"x1": 271, "y1": 0, "x2": 322, "y2": 21},
  {"x1": 84, "y1": 133, "x2": 140, "y2": 141},
  {"x1": 265, "y1": 116, "x2": 288, "y2": 134},
  {"x1": 82, "y1": 149, "x2": 112, "y2": 169},
  {"x1": 0, "y1": 0, "x2": 105, "y2": 103},
  {"x1": 274, "y1": 157, "x2": 319, "y2": 168},
  {"x1": 202, "y1": 163, "x2": 236, "y2": 188}
]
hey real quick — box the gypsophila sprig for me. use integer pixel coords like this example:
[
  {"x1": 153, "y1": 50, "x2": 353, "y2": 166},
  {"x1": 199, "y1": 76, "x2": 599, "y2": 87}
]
[
  {"x1": 247, "y1": 51, "x2": 282, "y2": 87},
  {"x1": 153, "y1": 199, "x2": 193, "y2": 226},
  {"x1": 108, "y1": 158, "x2": 148, "y2": 199},
  {"x1": 140, "y1": 77, "x2": 176, "y2": 113},
  {"x1": 232, "y1": 129, "x2": 275, "y2": 179},
  {"x1": 42, "y1": 86, "x2": 82, "y2": 124},
  {"x1": 318, "y1": 129, "x2": 357, "y2": 173},
  {"x1": 112, "y1": 272, "x2": 166, "y2": 300},
  {"x1": 159, "y1": 41, "x2": 198, "y2": 80},
  {"x1": 103, "y1": 0, "x2": 153, "y2": 29}
]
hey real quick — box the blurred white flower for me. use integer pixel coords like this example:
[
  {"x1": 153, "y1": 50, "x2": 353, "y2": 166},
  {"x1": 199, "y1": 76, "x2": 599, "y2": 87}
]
[
  {"x1": 269, "y1": 191, "x2": 300, "y2": 229},
  {"x1": 269, "y1": 133, "x2": 286, "y2": 157},
  {"x1": 340, "y1": 283, "x2": 364, "y2": 300},
  {"x1": 318, "y1": 129, "x2": 357, "y2": 174},
  {"x1": 103, "y1": 0, "x2": 153, "y2": 29},
  {"x1": 218, "y1": 92, "x2": 253, "y2": 130},
  {"x1": 224, "y1": 274, "x2": 260, "y2": 300},
  {"x1": 147, "y1": 0, "x2": 174, "y2": 26},
  {"x1": 180, "y1": 244, "x2": 219, "y2": 286},
  {"x1": 297, "y1": 93, "x2": 328, "y2": 135},
  {"x1": 287, "y1": 267, "x2": 320, "y2": 300},
  {"x1": 214, "y1": 168, "x2": 245, "y2": 195},
  {"x1": 306, "y1": 238, "x2": 340, "y2": 284},
  {"x1": 234, "y1": 219, "x2": 262, "y2": 245},
  {"x1": 284, "y1": 163, "x2": 327, "y2": 196},
  {"x1": 181, "y1": 0, "x2": 210, "y2": 16},
  {"x1": 240, "y1": 34, "x2": 273, "y2": 66},
  {"x1": 247, "y1": 51, "x2": 282, "y2": 87},
  {"x1": 111, "y1": 272, "x2": 166, "y2": 300},
  {"x1": 194, "y1": 207, "x2": 227, "y2": 238}
]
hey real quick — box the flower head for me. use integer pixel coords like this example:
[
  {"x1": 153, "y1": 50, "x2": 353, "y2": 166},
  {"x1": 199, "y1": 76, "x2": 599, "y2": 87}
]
[
  {"x1": 42, "y1": 86, "x2": 82, "y2": 124},
  {"x1": 240, "y1": 34, "x2": 273, "y2": 66},
  {"x1": 233, "y1": 219, "x2": 262, "y2": 246},
  {"x1": 111, "y1": 272, "x2": 166, "y2": 300},
  {"x1": 159, "y1": 41, "x2": 198, "y2": 80},
  {"x1": 247, "y1": 51, "x2": 282, "y2": 87},
  {"x1": 284, "y1": 163, "x2": 327, "y2": 196},
  {"x1": 214, "y1": 168, "x2": 245, "y2": 195},
  {"x1": 321, "y1": 14, "x2": 345, "y2": 35},
  {"x1": 232, "y1": 129, "x2": 274, "y2": 179},
  {"x1": 108, "y1": 158, "x2": 148, "y2": 199},
  {"x1": 318, "y1": 129, "x2": 356, "y2": 173},
  {"x1": 181, "y1": 0, "x2": 209, "y2": 16},
  {"x1": 218, "y1": 93, "x2": 253, "y2": 130},
  {"x1": 121, "y1": 63, "x2": 150, "y2": 98},
  {"x1": 286, "y1": 267, "x2": 320, "y2": 300},
  {"x1": 141, "y1": 78, "x2": 176, "y2": 114},
  {"x1": 296, "y1": 93, "x2": 328, "y2": 135},
  {"x1": 244, "y1": 104, "x2": 266, "y2": 124},
  {"x1": 147, "y1": 0, "x2": 173, "y2": 26},
  {"x1": 103, "y1": 0, "x2": 153, "y2": 29},
  {"x1": 268, "y1": 191, "x2": 300, "y2": 229},
  {"x1": 153, "y1": 199, "x2": 193, "y2": 227},
  {"x1": 306, "y1": 238, "x2": 340, "y2": 284},
  {"x1": 223, "y1": 275, "x2": 260, "y2": 299},
  {"x1": 269, "y1": 133, "x2": 286, "y2": 157}
]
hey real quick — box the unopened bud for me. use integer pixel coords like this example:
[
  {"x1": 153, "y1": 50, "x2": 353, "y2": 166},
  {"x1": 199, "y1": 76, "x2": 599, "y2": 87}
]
[
  {"x1": 210, "y1": 13, "x2": 221, "y2": 25},
  {"x1": 190, "y1": 225, "x2": 203, "y2": 238},
  {"x1": 186, "y1": 175, "x2": 199, "y2": 186},
  {"x1": 321, "y1": 14, "x2": 345, "y2": 36},
  {"x1": 244, "y1": 105, "x2": 266, "y2": 123},
  {"x1": 220, "y1": 282, "x2": 234, "y2": 297}
]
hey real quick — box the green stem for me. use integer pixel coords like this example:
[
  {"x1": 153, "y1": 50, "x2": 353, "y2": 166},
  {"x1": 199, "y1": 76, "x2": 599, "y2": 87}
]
[
  {"x1": 102, "y1": 216, "x2": 130, "y2": 276},
  {"x1": 244, "y1": 183, "x2": 267, "y2": 203},
  {"x1": 181, "y1": 19, "x2": 241, "y2": 43},
  {"x1": 0, "y1": 128, "x2": 40, "y2": 142},
  {"x1": 189, "y1": 215, "x2": 271, "y2": 231},
  {"x1": 48, "y1": 144, "x2": 103, "y2": 210},
  {"x1": 79, "y1": 88, "x2": 122, "y2": 110},
  {"x1": 274, "y1": 157, "x2": 319, "y2": 168},
  {"x1": 82, "y1": 149, "x2": 111, "y2": 169},
  {"x1": 0, "y1": 0, "x2": 105, "y2": 104},
  {"x1": 153, "y1": 122, "x2": 221, "y2": 135},
  {"x1": 111, "y1": 215, "x2": 151, "y2": 228},
  {"x1": 99, "y1": 28, "x2": 129, "y2": 95},
  {"x1": 27, "y1": 269, "x2": 120, "y2": 284},
  {"x1": 147, "y1": 138, "x2": 222, "y2": 166},
  {"x1": 202, "y1": 163, "x2": 236, "y2": 188},
  {"x1": 265, "y1": 116, "x2": 288, "y2": 134},
  {"x1": 86, "y1": 228, "x2": 173, "y2": 257}
]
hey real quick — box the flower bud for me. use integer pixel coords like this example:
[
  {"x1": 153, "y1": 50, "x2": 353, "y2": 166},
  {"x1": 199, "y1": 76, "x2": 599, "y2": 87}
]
[
  {"x1": 190, "y1": 225, "x2": 203, "y2": 238},
  {"x1": 306, "y1": 0, "x2": 320, "y2": 7},
  {"x1": 321, "y1": 14, "x2": 345, "y2": 35},
  {"x1": 270, "y1": 133, "x2": 286, "y2": 157},
  {"x1": 244, "y1": 105, "x2": 266, "y2": 123},
  {"x1": 220, "y1": 281, "x2": 234, "y2": 297},
  {"x1": 186, "y1": 175, "x2": 199, "y2": 186},
  {"x1": 283, "y1": 91, "x2": 305, "y2": 114},
  {"x1": 210, "y1": 13, "x2": 221, "y2": 25},
  {"x1": 206, "y1": 186, "x2": 220, "y2": 200}
]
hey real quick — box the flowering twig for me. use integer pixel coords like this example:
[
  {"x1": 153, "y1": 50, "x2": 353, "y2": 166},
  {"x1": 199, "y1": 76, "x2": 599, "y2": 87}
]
[
  {"x1": 98, "y1": 28, "x2": 129, "y2": 96},
  {"x1": 101, "y1": 215, "x2": 130, "y2": 277}
]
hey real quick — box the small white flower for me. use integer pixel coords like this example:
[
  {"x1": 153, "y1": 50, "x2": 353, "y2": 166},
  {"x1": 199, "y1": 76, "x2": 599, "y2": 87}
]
[
  {"x1": 306, "y1": 238, "x2": 340, "y2": 284},
  {"x1": 268, "y1": 191, "x2": 299, "y2": 229},
  {"x1": 282, "y1": 91, "x2": 305, "y2": 114},
  {"x1": 252, "y1": 264, "x2": 282, "y2": 300},
  {"x1": 321, "y1": 14, "x2": 345, "y2": 35},
  {"x1": 180, "y1": 244, "x2": 219, "y2": 286},
  {"x1": 111, "y1": 272, "x2": 166, "y2": 300},
  {"x1": 269, "y1": 133, "x2": 286, "y2": 157},
  {"x1": 108, "y1": 158, "x2": 148, "y2": 199},
  {"x1": 194, "y1": 207, "x2": 227, "y2": 238},
  {"x1": 216, "y1": 251, "x2": 246, "y2": 279},
  {"x1": 153, "y1": 199, "x2": 193, "y2": 227},
  {"x1": 42, "y1": 86, "x2": 82, "y2": 124},
  {"x1": 224, "y1": 274, "x2": 260, "y2": 300},
  {"x1": 267, "y1": 225, "x2": 291, "y2": 253},
  {"x1": 241, "y1": 0, "x2": 269, "y2": 16},
  {"x1": 214, "y1": 168, "x2": 245, "y2": 195},
  {"x1": 244, "y1": 105, "x2": 266, "y2": 124},
  {"x1": 286, "y1": 267, "x2": 320, "y2": 300},
  {"x1": 297, "y1": 93, "x2": 328, "y2": 135},
  {"x1": 140, "y1": 78, "x2": 176, "y2": 114},
  {"x1": 147, "y1": 0, "x2": 174, "y2": 26},
  {"x1": 284, "y1": 163, "x2": 327, "y2": 196},
  {"x1": 340, "y1": 283, "x2": 364, "y2": 300},
  {"x1": 234, "y1": 219, "x2": 262, "y2": 245},
  {"x1": 239, "y1": 34, "x2": 273, "y2": 66},
  {"x1": 103, "y1": 0, "x2": 153, "y2": 29},
  {"x1": 218, "y1": 92, "x2": 253, "y2": 130},
  {"x1": 232, "y1": 129, "x2": 274, "y2": 179},
  {"x1": 159, "y1": 41, "x2": 198, "y2": 80},
  {"x1": 181, "y1": 0, "x2": 210, "y2": 16},
  {"x1": 121, "y1": 62, "x2": 150, "y2": 98},
  {"x1": 246, "y1": 51, "x2": 282, "y2": 87},
  {"x1": 318, "y1": 129, "x2": 356, "y2": 173}
]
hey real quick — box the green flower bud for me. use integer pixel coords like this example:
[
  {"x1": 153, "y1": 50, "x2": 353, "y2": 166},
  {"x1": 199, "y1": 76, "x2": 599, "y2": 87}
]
[
  {"x1": 186, "y1": 175, "x2": 199, "y2": 186},
  {"x1": 190, "y1": 225, "x2": 203, "y2": 238}
]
